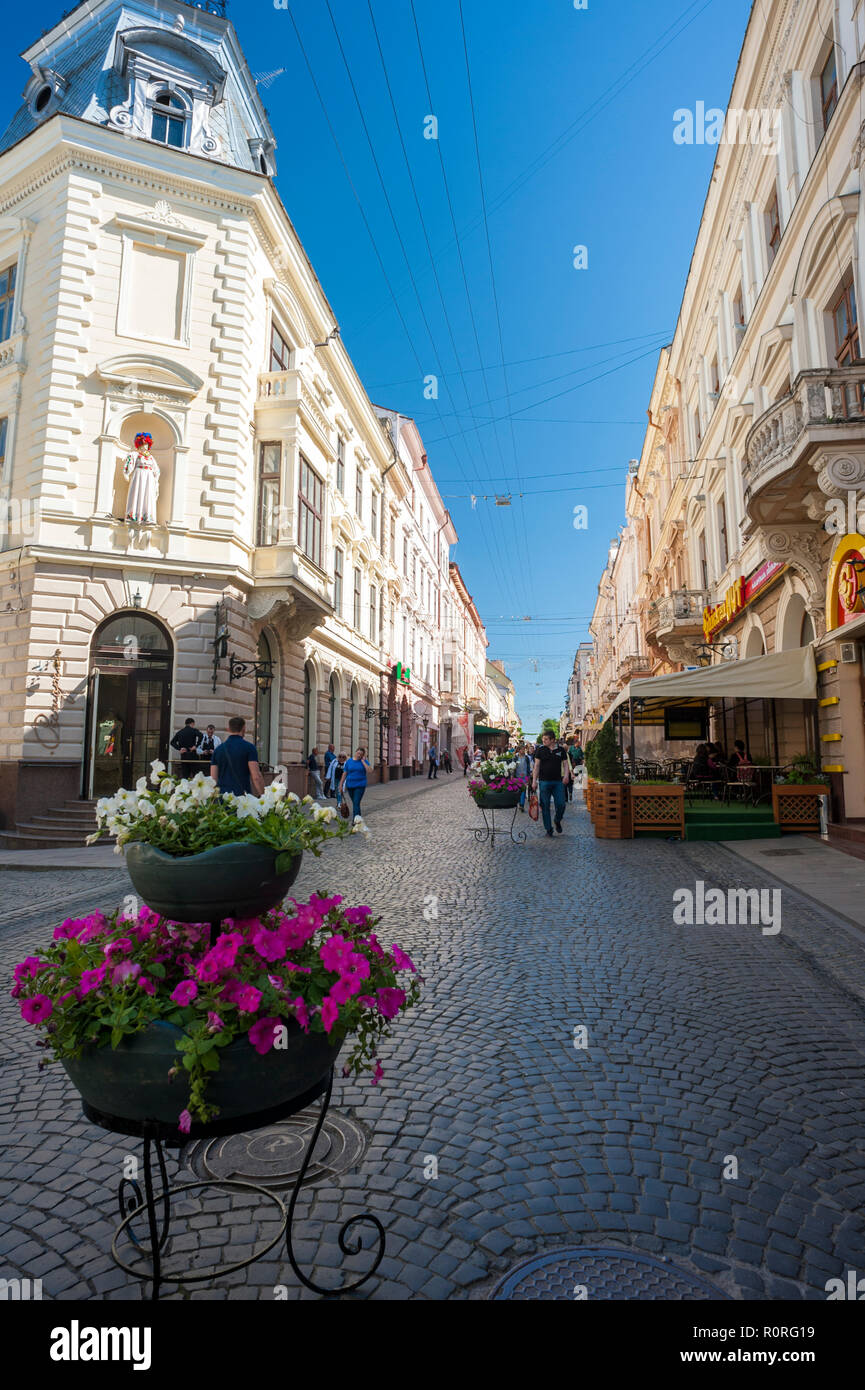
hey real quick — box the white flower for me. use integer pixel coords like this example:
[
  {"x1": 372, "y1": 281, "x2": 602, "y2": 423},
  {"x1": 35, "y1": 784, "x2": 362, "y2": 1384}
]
[
  {"x1": 301, "y1": 795, "x2": 313, "y2": 805},
  {"x1": 150, "y1": 759, "x2": 166, "y2": 783},
  {"x1": 136, "y1": 777, "x2": 148, "y2": 793},
  {"x1": 113, "y1": 843, "x2": 124, "y2": 856},
  {"x1": 286, "y1": 792, "x2": 300, "y2": 805},
  {"x1": 85, "y1": 830, "x2": 101, "y2": 846}
]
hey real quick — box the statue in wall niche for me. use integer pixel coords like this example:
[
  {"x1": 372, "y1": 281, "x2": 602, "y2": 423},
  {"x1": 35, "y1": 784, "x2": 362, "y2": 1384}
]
[{"x1": 122, "y1": 432, "x2": 160, "y2": 526}]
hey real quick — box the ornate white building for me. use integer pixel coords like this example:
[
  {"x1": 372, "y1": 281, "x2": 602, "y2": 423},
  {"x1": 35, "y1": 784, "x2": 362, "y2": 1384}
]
[{"x1": 0, "y1": 0, "x2": 486, "y2": 844}]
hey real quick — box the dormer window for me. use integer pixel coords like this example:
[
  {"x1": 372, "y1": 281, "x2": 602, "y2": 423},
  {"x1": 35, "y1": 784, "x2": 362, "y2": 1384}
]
[{"x1": 150, "y1": 90, "x2": 187, "y2": 148}]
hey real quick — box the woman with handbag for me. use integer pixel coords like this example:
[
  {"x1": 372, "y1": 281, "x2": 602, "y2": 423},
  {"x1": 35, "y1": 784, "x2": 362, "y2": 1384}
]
[{"x1": 340, "y1": 746, "x2": 372, "y2": 821}]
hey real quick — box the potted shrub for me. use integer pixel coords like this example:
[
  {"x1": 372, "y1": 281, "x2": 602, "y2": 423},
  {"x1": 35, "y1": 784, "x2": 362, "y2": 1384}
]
[
  {"x1": 12, "y1": 894, "x2": 421, "y2": 1136},
  {"x1": 590, "y1": 720, "x2": 632, "y2": 839},
  {"x1": 771, "y1": 754, "x2": 829, "y2": 831},
  {"x1": 467, "y1": 756, "x2": 528, "y2": 811},
  {"x1": 584, "y1": 736, "x2": 597, "y2": 809},
  {"x1": 88, "y1": 763, "x2": 365, "y2": 923}
]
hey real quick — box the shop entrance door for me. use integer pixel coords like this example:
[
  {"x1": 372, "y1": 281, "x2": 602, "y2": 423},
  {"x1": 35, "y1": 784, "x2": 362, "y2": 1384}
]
[{"x1": 86, "y1": 614, "x2": 173, "y2": 799}]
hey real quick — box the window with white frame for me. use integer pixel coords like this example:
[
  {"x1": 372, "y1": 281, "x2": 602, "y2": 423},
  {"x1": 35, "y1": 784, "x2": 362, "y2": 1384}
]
[
  {"x1": 353, "y1": 566, "x2": 361, "y2": 629},
  {"x1": 149, "y1": 89, "x2": 189, "y2": 149},
  {"x1": 371, "y1": 488, "x2": 379, "y2": 546},
  {"x1": 0, "y1": 263, "x2": 17, "y2": 342},
  {"x1": 369, "y1": 583, "x2": 377, "y2": 642},
  {"x1": 256, "y1": 442, "x2": 280, "y2": 546},
  {"x1": 336, "y1": 436, "x2": 345, "y2": 495},
  {"x1": 334, "y1": 546, "x2": 344, "y2": 619}
]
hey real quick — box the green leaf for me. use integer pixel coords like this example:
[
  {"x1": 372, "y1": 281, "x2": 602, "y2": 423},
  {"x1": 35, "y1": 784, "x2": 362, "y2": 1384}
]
[{"x1": 200, "y1": 1050, "x2": 220, "y2": 1072}]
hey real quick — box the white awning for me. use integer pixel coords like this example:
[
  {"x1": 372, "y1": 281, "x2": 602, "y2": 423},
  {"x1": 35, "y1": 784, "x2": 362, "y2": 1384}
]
[{"x1": 605, "y1": 645, "x2": 817, "y2": 719}]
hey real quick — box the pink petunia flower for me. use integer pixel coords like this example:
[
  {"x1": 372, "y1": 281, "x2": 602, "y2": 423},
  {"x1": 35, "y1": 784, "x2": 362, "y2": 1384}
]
[
  {"x1": 372, "y1": 1061, "x2": 384, "y2": 1085},
  {"x1": 178, "y1": 1110, "x2": 192, "y2": 1135},
  {"x1": 111, "y1": 961, "x2": 141, "y2": 986},
  {"x1": 319, "y1": 935, "x2": 355, "y2": 973},
  {"x1": 362, "y1": 933, "x2": 385, "y2": 959},
  {"x1": 170, "y1": 980, "x2": 198, "y2": 1007},
  {"x1": 320, "y1": 995, "x2": 339, "y2": 1034},
  {"x1": 137, "y1": 977, "x2": 156, "y2": 996},
  {"x1": 207, "y1": 1011, "x2": 224, "y2": 1032},
  {"x1": 343, "y1": 906, "x2": 373, "y2": 926},
  {"x1": 20, "y1": 994, "x2": 53, "y2": 1025},
  {"x1": 233, "y1": 984, "x2": 263, "y2": 1014},
  {"x1": 390, "y1": 946, "x2": 417, "y2": 973},
  {"x1": 13, "y1": 957, "x2": 43, "y2": 984},
  {"x1": 375, "y1": 987, "x2": 406, "y2": 1020},
  {"x1": 252, "y1": 928, "x2": 287, "y2": 962},
  {"x1": 78, "y1": 966, "x2": 107, "y2": 996},
  {"x1": 309, "y1": 894, "x2": 343, "y2": 915},
  {"x1": 292, "y1": 997, "x2": 309, "y2": 1032},
  {"x1": 248, "y1": 1017, "x2": 283, "y2": 1054}
]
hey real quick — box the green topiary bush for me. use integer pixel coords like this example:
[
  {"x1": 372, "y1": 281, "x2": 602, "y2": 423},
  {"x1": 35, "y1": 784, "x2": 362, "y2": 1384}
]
[{"x1": 592, "y1": 718, "x2": 625, "y2": 783}]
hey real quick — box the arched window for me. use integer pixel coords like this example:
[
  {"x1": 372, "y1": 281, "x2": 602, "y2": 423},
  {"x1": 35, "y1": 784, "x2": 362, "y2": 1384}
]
[
  {"x1": 255, "y1": 633, "x2": 274, "y2": 767},
  {"x1": 151, "y1": 90, "x2": 187, "y2": 149},
  {"x1": 303, "y1": 661, "x2": 316, "y2": 758},
  {"x1": 329, "y1": 673, "x2": 340, "y2": 746},
  {"x1": 800, "y1": 610, "x2": 815, "y2": 646}
]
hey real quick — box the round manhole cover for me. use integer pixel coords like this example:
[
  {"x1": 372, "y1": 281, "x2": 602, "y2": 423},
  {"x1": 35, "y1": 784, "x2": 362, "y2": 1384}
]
[
  {"x1": 489, "y1": 1246, "x2": 730, "y2": 1300},
  {"x1": 185, "y1": 1107, "x2": 367, "y2": 1191}
]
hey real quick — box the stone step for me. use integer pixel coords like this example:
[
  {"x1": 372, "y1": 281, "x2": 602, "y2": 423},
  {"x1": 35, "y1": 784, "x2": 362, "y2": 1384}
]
[
  {"x1": 0, "y1": 830, "x2": 100, "y2": 850},
  {"x1": 29, "y1": 815, "x2": 99, "y2": 830}
]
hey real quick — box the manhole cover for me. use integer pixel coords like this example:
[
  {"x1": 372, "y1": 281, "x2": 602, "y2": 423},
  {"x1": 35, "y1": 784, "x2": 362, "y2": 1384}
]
[
  {"x1": 758, "y1": 848, "x2": 803, "y2": 857},
  {"x1": 488, "y1": 1246, "x2": 730, "y2": 1300},
  {"x1": 185, "y1": 1107, "x2": 367, "y2": 1191}
]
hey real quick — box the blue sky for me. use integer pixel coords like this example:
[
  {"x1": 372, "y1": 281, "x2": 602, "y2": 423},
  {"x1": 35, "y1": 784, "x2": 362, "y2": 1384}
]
[{"x1": 5, "y1": 0, "x2": 753, "y2": 733}]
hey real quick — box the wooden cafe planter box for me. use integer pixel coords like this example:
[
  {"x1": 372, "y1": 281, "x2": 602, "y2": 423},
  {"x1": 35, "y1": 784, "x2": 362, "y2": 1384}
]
[
  {"x1": 771, "y1": 783, "x2": 827, "y2": 832},
  {"x1": 593, "y1": 783, "x2": 632, "y2": 839},
  {"x1": 630, "y1": 784, "x2": 685, "y2": 839}
]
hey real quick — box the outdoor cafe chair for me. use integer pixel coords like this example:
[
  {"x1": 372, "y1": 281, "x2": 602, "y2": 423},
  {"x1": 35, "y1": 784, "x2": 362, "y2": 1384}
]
[{"x1": 723, "y1": 764, "x2": 757, "y2": 807}]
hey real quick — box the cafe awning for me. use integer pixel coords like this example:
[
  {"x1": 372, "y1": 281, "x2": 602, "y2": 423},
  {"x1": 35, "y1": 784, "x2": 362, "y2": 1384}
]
[{"x1": 605, "y1": 645, "x2": 817, "y2": 719}]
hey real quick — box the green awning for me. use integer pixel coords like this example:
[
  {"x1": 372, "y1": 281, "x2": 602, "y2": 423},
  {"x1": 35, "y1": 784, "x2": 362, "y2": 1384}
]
[{"x1": 473, "y1": 725, "x2": 510, "y2": 736}]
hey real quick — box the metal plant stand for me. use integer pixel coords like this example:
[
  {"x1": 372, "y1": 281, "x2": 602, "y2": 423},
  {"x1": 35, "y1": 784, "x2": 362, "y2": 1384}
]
[
  {"x1": 87, "y1": 1067, "x2": 384, "y2": 1300},
  {"x1": 473, "y1": 803, "x2": 527, "y2": 846}
]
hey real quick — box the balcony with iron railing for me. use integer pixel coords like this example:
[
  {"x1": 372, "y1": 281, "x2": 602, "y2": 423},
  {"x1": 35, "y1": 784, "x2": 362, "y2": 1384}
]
[
  {"x1": 744, "y1": 366, "x2": 865, "y2": 523},
  {"x1": 646, "y1": 589, "x2": 709, "y2": 642}
]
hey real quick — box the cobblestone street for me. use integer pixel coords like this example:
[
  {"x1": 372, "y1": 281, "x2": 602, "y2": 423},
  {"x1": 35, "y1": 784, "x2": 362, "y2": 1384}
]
[{"x1": 2, "y1": 777, "x2": 865, "y2": 1301}]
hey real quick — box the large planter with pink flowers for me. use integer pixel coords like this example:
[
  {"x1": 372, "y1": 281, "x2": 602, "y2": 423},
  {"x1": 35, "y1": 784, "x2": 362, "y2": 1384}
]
[{"x1": 62, "y1": 1017, "x2": 339, "y2": 1137}]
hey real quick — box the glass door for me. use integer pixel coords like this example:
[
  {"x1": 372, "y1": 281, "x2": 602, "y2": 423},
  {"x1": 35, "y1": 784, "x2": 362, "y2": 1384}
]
[{"x1": 125, "y1": 672, "x2": 171, "y2": 787}]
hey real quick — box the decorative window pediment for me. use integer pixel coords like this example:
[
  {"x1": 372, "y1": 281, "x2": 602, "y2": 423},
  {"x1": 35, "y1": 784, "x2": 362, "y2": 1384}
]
[
  {"x1": 96, "y1": 354, "x2": 204, "y2": 402},
  {"x1": 114, "y1": 27, "x2": 227, "y2": 104}
]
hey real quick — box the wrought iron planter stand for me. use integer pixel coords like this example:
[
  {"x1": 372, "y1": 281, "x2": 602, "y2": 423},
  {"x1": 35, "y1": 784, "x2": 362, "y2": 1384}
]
[
  {"x1": 472, "y1": 803, "x2": 527, "y2": 846},
  {"x1": 90, "y1": 1067, "x2": 383, "y2": 1300}
]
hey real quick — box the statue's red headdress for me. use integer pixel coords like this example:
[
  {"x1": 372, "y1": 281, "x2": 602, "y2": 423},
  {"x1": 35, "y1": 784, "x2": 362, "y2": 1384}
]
[{"x1": 134, "y1": 432, "x2": 153, "y2": 450}]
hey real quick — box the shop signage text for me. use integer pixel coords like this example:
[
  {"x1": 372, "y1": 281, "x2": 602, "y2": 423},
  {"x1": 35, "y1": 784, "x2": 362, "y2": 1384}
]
[
  {"x1": 826, "y1": 533, "x2": 865, "y2": 631},
  {"x1": 393, "y1": 662, "x2": 411, "y2": 685},
  {"x1": 702, "y1": 561, "x2": 785, "y2": 641}
]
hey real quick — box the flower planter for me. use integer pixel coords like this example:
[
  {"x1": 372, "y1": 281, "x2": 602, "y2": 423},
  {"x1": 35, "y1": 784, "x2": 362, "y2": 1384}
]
[
  {"x1": 473, "y1": 788, "x2": 522, "y2": 810},
  {"x1": 125, "y1": 842, "x2": 303, "y2": 923},
  {"x1": 592, "y1": 783, "x2": 632, "y2": 839},
  {"x1": 62, "y1": 1018, "x2": 339, "y2": 1135},
  {"x1": 771, "y1": 783, "x2": 828, "y2": 832},
  {"x1": 631, "y1": 784, "x2": 685, "y2": 838}
]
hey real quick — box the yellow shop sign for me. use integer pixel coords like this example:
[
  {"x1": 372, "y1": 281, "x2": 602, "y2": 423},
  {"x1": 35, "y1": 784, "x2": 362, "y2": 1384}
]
[{"x1": 703, "y1": 577, "x2": 744, "y2": 640}]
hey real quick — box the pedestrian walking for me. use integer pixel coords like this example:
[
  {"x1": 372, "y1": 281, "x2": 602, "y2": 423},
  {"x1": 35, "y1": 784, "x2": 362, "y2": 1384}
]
[
  {"x1": 327, "y1": 752, "x2": 347, "y2": 799},
  {"x1": 427, "y1": 743, "x2": 439, "y2": 779},
  {"x1": 340, "y1": 746, "x2": 371, "y2": 820},
  {"x1": 323, "y1": 743, "x2": 336, "y2": 786},
  {"x1": 532, "y1": 730, "x2": 570, "y2": 837},
  {"x1": 307, "y1": 748, "x2": 324, "y2": 800},
  {"x1": 462, "y1": 746, "x2": 471, "y2": 777},
  {"x1": 210, "y1": 716, "x2": 264, "y2": 797},
  {"x1": 442, "y1": 749, "x2": 452, "y2": 774}
]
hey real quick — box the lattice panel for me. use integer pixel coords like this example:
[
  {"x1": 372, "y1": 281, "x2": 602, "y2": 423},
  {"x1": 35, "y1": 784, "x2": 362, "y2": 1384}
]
[
  {"x1": 777, "y1": 794, "x2": 819, "y2": 825},
  {"x1": 633, "y1": 796, "x2": 682, "y2": 825}
]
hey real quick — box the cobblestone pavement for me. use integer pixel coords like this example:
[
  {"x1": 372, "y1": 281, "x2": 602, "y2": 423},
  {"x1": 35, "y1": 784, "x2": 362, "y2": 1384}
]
[{"x1": 1, "y1": 778, "x2": 864, "y2": 1301}]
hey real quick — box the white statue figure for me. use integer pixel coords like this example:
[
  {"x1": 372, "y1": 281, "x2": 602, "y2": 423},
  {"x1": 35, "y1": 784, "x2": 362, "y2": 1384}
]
[{"x1": 122, "y1": 432, "x2": 160, "y2": 526}]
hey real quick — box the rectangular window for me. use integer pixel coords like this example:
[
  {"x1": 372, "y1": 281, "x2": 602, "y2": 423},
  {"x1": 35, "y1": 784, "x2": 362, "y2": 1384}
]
[
  {"x1": 0, "y1": 416, "x2": 7, "y2": 475},
  {"x1": 717, "y1": 496, "x2": 728, "y2": 570},
  {"x1": 256, "y1": 442, "x2": 281, "y2": 546},
  {"x1": 334, "y1": 546, "x2": 344, "y2": 619},
  {"x1": 766, "y1": 190, "x2": 781, "y2": 264},
  {"x1": 402, "y1": 615, "x2": 407, "y2": 656},
  {"x1": 353, "y1": 567, "x2": 362, "y2": 630},
  {"x1": 443, "y1": 652, "x2": 453, "y2": 689},
  {"x1": 820, "y1": 49, "x2": 838, "y2": 131},
  {"x1": 733, "y1": 286, "x2": 745, "y2": 337},
  {"x1": 390, "y1": 516, "x2": 396, "y2": 561},
  {"x1": 270, "y1": 323, "x2": 291, "y2": 372},
  {"x1": 355, "y1": 468, "x2": 363, "y2": 522},
  {"x1": 336, "y1": 436, "x2": 345, "y2": 495},
  {"x1": 369, "y1": 583, "x2": 377, "y2": 642},
  {"x1": 403, "y1": 537, "x2": 408, "y2": 577},
  {"x1": 297, "y1": 456, "x2": 323, "y2": 566},
  {"x1": 371, "y1": 489, "x2": 379, "y2": 547},
  {"x1": 833, "y1": 278, "x2": 864, "y2": 413},
  {"x1": 0, "y1": 263, "x2": 17, "y2": 341},
  {"x1": 709, "y1": 357, "x2": 720, "y2": 396},
  {"x1": 697, "y1": 530, "x2": 708, "y2": 590}
]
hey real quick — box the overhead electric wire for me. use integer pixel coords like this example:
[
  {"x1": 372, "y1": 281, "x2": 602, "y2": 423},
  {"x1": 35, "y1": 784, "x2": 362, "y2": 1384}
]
[{"x1": 288, "y1": 0, "x2": 516, "y2": 608}]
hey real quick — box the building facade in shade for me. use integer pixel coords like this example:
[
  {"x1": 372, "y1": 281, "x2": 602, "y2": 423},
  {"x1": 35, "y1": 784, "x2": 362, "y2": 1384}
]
[
  {"x1": 447, "y1": 562, "x2": 488, "y2": 759},
  {"x1": 581, "y1": 0, "x2": 865, "y2": 825},
  {"x1": 0, "y1": 0, "x2": 485, "y2": 843},
  {"x1": 561, "y1": 642, "x2": 593, "y2": 738},
  {"x1": 481, "y1": 659, "x2": 520, "y2": 748}
]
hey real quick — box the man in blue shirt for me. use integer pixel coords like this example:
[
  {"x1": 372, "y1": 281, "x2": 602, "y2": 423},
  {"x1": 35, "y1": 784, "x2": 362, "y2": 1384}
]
[{"x1": 210, "y1": 716, "x2": 264, "y2": 797}]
